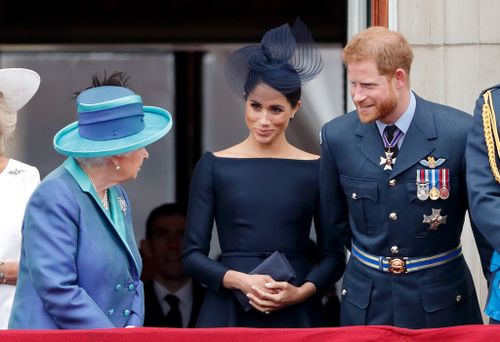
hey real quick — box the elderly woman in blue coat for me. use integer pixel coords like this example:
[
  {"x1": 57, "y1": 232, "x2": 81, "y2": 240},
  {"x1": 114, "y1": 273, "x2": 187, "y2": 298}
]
[{"x1": 8, "y1": 73, "x2": 173, "y2": 329}]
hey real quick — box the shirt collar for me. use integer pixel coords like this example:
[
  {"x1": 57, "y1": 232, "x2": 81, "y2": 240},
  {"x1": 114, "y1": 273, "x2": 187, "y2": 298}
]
[
  {"x1": 376, "y1": 90, "x2": 416, "y2": 136},
  {"x1": 154, "y1": 279, "x2": 193, "y2": 304}
]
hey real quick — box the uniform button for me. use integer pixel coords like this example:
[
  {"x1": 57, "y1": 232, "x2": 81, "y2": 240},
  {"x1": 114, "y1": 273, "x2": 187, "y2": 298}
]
[
  {"x1": 388, "y1": 179, "x2": 396, "y2": 187},
  {"x1": 389, "y1": 212, "x2": 398, "y2": 221},
  {"x1": 352, "y1": 193, "x2": 357, "y2": 200},
  {"x1": 115, "y1": 284, "x2": 122, "y2": 291},
  {"x1": 456, "y1": 294, "x2": 462, "y2": 302},
  {"x1": 341, "y1": 289, "x2": 347, "y2": 296},
  {"x1": 108, "y1": 309, "x2": 114, "y2": 316},
  {"x1": 390, "y1": 246, "x2": 399, "y2": 254},
  {"x1": 123, "y1": 309, "x2": 131, "y2": 317},
  {"x1": 128, "y1": 284, "x2": 135, "y2": 292}
]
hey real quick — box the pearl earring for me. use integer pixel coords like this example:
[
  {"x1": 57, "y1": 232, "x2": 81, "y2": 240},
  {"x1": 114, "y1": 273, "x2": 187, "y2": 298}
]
[{"x1": 115, "y1": 165, "x2": 120, "y2": 171}]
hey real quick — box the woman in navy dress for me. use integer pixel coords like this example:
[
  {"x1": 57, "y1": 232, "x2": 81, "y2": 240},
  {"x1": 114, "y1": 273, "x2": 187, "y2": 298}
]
[{"x1": 182, "y1": 19, "x2": 345, "y2": 327}]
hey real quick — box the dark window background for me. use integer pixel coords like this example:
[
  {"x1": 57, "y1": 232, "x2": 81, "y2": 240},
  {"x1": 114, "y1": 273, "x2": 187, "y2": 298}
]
[
  {"x1": 0, "y1": 1, "x2": 347, "y2": 240},
  {"x1": 0, "y1": 0, "x2": 346, "y2": 43}
]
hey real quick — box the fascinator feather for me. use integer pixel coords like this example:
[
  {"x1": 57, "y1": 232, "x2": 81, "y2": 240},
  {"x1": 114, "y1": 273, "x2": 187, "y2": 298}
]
[{"x1": 225, "y1": 18, "x2": 322, "y2": 97}]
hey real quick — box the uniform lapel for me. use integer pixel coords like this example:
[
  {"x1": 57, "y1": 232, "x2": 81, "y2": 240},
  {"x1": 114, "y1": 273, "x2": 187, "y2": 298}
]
[
  {"x1": 389, "y1": 95, "x2": 437, "y2": 179},
  {"x1": 355, "y1": 121, "x2": 386, "y2": 168}
]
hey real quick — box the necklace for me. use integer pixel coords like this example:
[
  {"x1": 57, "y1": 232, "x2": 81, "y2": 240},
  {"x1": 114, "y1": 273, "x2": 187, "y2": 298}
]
[{"x1": 81, "y1": 164, "x2": 109, "y2": 210}]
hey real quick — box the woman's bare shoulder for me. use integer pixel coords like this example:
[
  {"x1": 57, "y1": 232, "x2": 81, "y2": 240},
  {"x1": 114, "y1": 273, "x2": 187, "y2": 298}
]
[
  {"x1": 290, "y1": 147, "x2": 320, "y2": 160},
  {"x1": 213, "y1": 144, "x2": 251, "y2": 158}
]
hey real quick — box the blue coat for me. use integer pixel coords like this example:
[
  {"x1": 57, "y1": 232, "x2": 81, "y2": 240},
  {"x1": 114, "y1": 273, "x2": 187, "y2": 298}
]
[
  {"x1": 466, "y1": 84, "x2": 500, "y2": 320},
  {"x1": 320, "y1": 94, "x2": 491, "y2": 328},
  {"x1": 9, "y1": 159, "x2": 144, "y2": 329}
]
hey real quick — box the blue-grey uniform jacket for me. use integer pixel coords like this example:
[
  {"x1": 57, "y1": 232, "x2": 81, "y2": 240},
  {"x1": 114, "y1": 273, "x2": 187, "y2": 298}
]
[
  {"x1": 467, "y1": 84, "x2": 500, "y2": 321},
  {"x1": 320, "y1": 93, "x2": 491, "y2": 328}
]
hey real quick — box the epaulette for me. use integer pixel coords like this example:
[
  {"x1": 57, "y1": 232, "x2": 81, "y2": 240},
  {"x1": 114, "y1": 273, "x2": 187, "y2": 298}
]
[
  {"x1": 481, "y1": 83, "x2": 500, "y2": 183},
  {"x1": 480, "y1": 84, "x2": 500, "y2": 96}
]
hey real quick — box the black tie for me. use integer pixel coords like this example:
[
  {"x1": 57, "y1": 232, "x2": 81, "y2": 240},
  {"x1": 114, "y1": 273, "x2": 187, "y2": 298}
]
[
  {"x1": 164, "y1": 294, "x2": 182, "y2": 327},
  {"x1": 384, "y1": 125, "x2": 399, "y2": 158}
]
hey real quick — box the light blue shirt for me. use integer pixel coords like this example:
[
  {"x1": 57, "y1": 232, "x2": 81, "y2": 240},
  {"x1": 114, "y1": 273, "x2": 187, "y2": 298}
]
[
  {"x1": 376, "y1": 91, "x2": 416, "y2": 149},
  {"x1": 486, "y1": 251, "x2": 500, "y2": 320}
]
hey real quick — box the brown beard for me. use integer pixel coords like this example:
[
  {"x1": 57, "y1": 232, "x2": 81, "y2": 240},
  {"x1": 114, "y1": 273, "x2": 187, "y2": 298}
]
[
  {"x1": 356, "y1": 86, "x2": 398, "y2": 123},
  {"x1": 377, "y1": 87, "x2": 398, "y2": 121}
]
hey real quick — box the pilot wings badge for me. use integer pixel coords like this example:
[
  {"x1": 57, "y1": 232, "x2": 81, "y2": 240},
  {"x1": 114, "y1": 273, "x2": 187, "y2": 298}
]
[{"x1": 419, "y1": 156, "x2": 446, "y2": 169}]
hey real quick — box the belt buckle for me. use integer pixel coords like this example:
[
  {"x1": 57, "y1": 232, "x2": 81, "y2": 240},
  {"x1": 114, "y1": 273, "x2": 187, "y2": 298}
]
[{"x1": 388, "y1": 257, "x2": 407, "y2": 274}]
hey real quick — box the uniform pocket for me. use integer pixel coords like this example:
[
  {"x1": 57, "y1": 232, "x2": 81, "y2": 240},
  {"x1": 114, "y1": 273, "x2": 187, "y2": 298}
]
[
  {"x1": 340, "y1": 175, "x2": 379, "y2": 235},
  {"x1": 420, "y1": 273, "x2": 480, "y2": 327},
  {"x1": 406, "y1": 180, "x2": 422, "y2": 204},
  {"x1": 340, "y1": 268, "x2": 372, "y2": 325},
  {"x1": 406, "y1": 180, "x2": 429, "y2": 238},
  {"x1": 407, "y1": 175, "x2": 460, "y2": 239}
]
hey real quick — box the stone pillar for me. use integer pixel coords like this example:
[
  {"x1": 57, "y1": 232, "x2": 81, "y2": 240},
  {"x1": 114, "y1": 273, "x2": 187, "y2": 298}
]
[{"x1": 397, "y1": 0, "x2": 500, "y2": 322}]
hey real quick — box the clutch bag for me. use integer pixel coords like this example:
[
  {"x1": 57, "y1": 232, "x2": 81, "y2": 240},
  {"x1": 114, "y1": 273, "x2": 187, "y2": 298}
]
[{"x1": 234, "y1": 251, "x2": 296, "y2": 311}]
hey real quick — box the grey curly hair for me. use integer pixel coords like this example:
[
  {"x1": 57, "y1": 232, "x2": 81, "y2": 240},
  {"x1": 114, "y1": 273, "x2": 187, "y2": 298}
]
[{"x1": 0, "y1": 96, "x2": 17, "y2": 154}]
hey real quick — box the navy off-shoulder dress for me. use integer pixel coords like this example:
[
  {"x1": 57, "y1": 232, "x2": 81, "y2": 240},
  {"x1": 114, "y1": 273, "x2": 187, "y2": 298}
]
[{"x1": 182, "y1": 152, "x2": 345, "y2": 327}]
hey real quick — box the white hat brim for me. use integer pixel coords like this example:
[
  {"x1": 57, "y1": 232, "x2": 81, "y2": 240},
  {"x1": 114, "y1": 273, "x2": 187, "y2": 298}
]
[{"x1": 0, "y1": 68, "x2": 40, "y2": 112}]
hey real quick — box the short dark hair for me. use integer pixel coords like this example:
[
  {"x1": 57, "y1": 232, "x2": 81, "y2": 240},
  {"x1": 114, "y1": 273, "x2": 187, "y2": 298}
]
[
  {"x1": 73, "y1": 71, "x2": 132, "y2": 98},
  {"x1": 145, "y1": 203, "x2": 187, "y2": 240},
  {"x1": 243, "y1": 70, "x2": 302, "y2": 108}
]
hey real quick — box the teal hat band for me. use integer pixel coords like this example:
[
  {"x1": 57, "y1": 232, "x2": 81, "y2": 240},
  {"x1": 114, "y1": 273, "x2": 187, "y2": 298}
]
[{"x1": 77, "y1": 94, "x2": 142, "y2": 112}]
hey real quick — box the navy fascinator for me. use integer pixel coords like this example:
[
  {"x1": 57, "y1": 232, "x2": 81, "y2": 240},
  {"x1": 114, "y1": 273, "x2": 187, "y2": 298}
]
[{"x1": 225, "y1": 18, "x2": 323, "y2": 98}]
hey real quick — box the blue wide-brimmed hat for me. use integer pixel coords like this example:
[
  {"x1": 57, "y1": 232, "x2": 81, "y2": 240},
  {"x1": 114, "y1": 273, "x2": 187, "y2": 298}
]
[{"x1": 54, "y1": 86, "x2": 173, "y2": 158}]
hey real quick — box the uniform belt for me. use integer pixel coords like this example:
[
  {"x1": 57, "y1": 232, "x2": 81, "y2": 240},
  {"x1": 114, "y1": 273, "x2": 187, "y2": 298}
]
[{"x1": 351, "y1": 243, "x2": 462, "y2": 274}]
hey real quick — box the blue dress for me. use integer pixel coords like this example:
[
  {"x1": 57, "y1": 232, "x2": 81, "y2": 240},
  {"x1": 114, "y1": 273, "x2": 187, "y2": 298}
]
[{"x1": 182, "y1": 152, "x2": 345, "y2": 327}]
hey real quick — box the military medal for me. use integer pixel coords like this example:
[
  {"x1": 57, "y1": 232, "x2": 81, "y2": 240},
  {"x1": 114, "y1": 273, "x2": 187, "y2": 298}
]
[
  {"x1": 429, "y1": 169, "x2": 440, "y2": 200},
  {"x1": 423, "y1": 208, "x2": 447, "y2": 230},
  {"x1": 439, "y1": 168, "x2": 450, "y2": 200},
  {"x1": 380, "y1": 127, "x2": 403, "y2": 171},
  {"x1": 380, "y1": 151, "x2": 396, "y2": 171},
  {"x1": 417, "y1": 184, "x2": 429, "y2": 200},
  {"x1": 416, "y1": 169, "x2": 430, "y2": 201},
  {"x1": 430, "y1": 188, "x2": 440, "y2": 200}
]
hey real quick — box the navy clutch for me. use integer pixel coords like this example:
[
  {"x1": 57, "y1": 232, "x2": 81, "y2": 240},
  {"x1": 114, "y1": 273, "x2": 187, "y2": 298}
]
[{"x1": 234, "y1": 251, "x2": 296, "y2": 312}]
